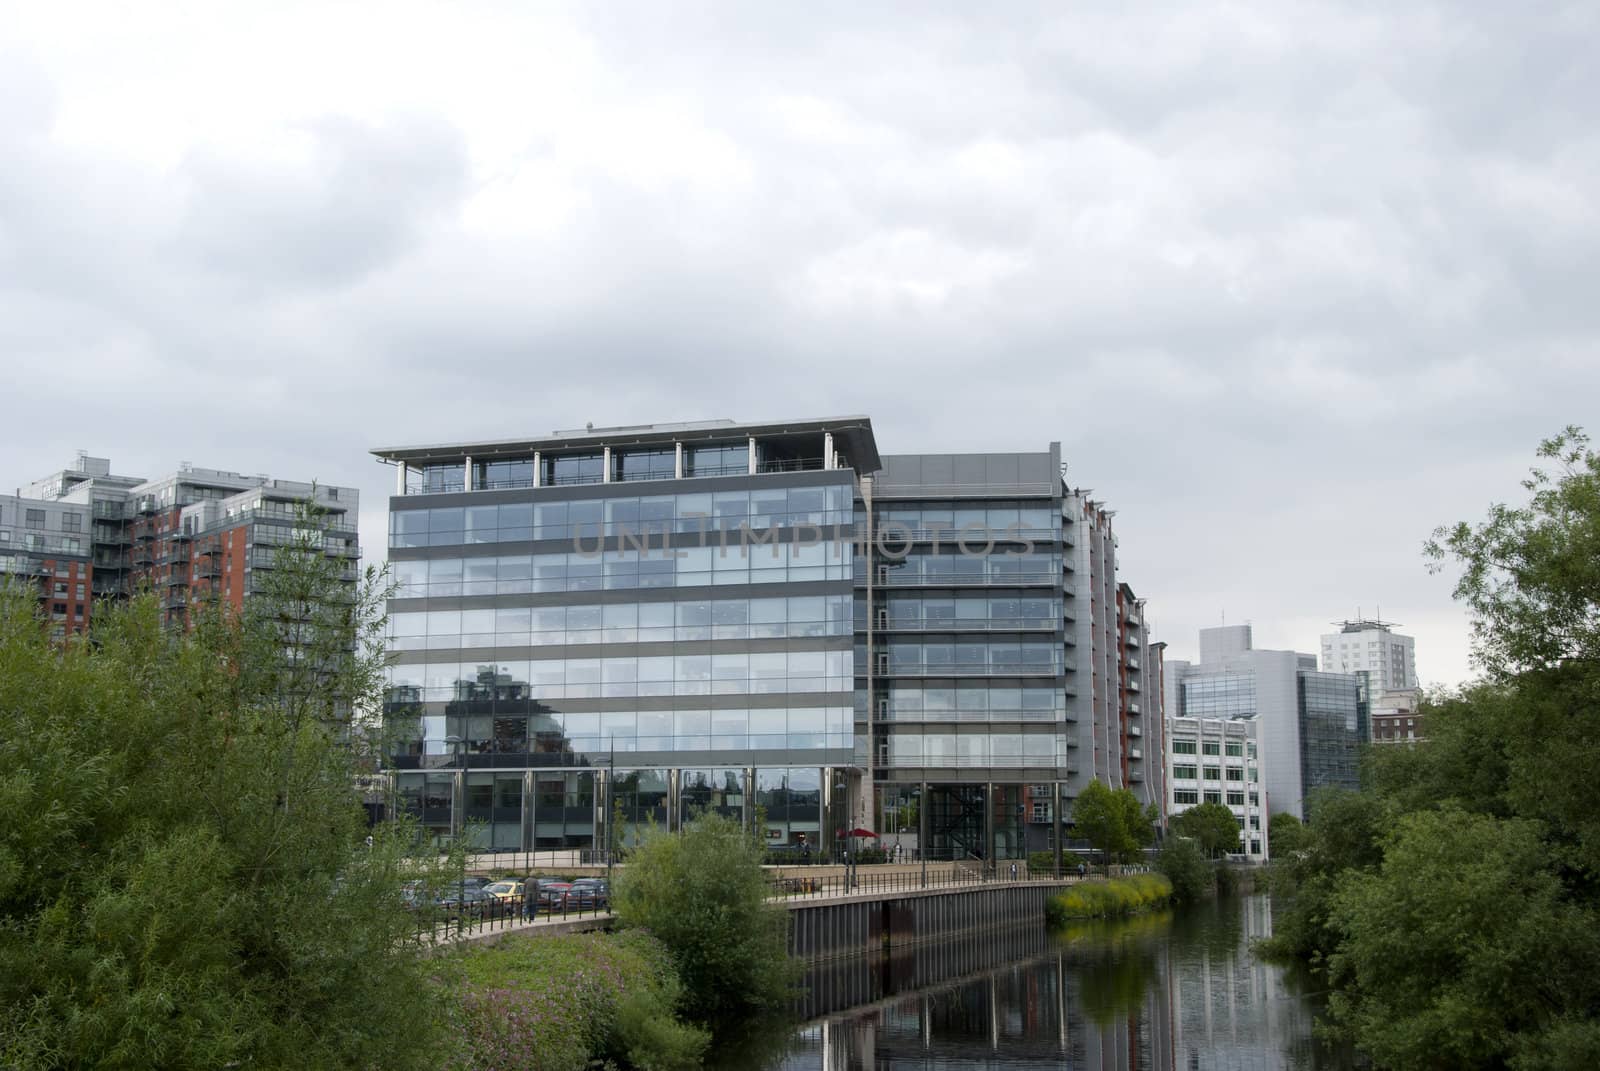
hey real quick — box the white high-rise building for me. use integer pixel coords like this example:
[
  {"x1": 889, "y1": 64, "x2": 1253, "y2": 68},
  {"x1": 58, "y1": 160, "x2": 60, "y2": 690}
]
[{"x1": 1319, "y1": 619, "x2": 1417, "y2": 694}]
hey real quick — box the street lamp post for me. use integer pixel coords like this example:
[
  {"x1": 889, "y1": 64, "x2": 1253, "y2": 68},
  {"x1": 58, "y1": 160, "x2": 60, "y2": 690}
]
[
  {"x1": 444, "y1": 734, "x2": 465, "y2": 934},
  {"x1": 606, "y1": 737, "x2": 615, "y2": 892}
]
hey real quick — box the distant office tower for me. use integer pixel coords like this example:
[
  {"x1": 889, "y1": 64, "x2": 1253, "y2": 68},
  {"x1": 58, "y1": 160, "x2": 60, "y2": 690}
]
[
  {"x1": 1164, "y1": 624, "x2": 1361, "y2": 822},
  {"x1": 372, "y1": 417, "x2": 1162, "y2": 862},
  {"x1": 1319, "y1": 618, "x2": 1417, "y2": 693},
  {"x1": 2, "y1": 454, "x2": 359, "y2": 638}
]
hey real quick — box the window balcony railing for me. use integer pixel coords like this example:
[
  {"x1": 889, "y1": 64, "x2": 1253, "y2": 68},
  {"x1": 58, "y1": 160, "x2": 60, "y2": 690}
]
[
  {"x1": 612, "y1": 469, "x2": 678, "y2": 483},
  {"x1": 544, "y1": 472, "x2": 605, "y2": 487},
  {"x1": 879, "y1": 572, "x2": 1061, "y2": 588},
  {"x1": 682, "y1": 462, "x2": 750, "y2": 478},
  {"x1": 877, "y1": 708, "x2": 1071, "y2": 724},
  {"x1": 756, "y1": 457, "x2": 826, "y2": 474},
  {"x1": 878, "y1": 617, "x2": 1060, "y2": 633},
  {"x1": 881, "y1": 754, "x2": 1075, "y2": 770},
  {"x1": 882, "y1": 662, "x2": 1063, "y2": 678},
  {"x1": 874, "y1": 527, "x2": 1062, "y2": 544}
]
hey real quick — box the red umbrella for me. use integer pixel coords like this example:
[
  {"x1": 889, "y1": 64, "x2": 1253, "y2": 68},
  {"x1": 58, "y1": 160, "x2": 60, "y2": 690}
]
[{"x1": 838, "y1": 827, "x2": 878, "y2": 838}]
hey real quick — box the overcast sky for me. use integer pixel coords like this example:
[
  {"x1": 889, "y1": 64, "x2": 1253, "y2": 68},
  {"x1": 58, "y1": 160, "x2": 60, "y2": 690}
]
[{"x1": 4, "y1": 2, "x2": 1596, "y2": 687}]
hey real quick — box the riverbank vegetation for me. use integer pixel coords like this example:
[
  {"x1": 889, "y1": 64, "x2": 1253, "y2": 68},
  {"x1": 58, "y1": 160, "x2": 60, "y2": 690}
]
[
  {"x1": 445, "y1": 812, "x2": 796, "y2": 1069},
  {"x1": 449, "y1": 931, "x2": 707, "y2": 1071},
  {"x1": 614, "y1": 812, "x2": 796, "y2": 1030},
  {"x1": 1046, "y1": 874, "x2": 1172, "y2": 923},
  {"x1": 0, "y1": 517, "x2": 464, "y2": 1070},
  {"x1": 1263, "y1": 428, "x2": 1600, "y2": 1069}
]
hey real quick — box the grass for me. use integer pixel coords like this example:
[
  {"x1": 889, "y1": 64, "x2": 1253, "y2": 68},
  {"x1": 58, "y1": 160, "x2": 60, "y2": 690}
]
[
  {"x1": 1046, "y1": 873, "x2": 1174, "y2": 924},
  {"x1": 444, "y1": 930, "x2": 707, "y2": 1071}
]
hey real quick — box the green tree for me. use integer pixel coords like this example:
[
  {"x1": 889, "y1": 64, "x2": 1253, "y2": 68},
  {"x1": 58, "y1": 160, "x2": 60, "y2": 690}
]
[
  {"x1": 0, "y1": 518, "x2": 457, "y2": 1070},
  {"x1": 1327, "y1": 809, "x2": 1600, "y2": 1070},
  {"x1": 1266, "y1": 812, "x2": 1308, "y2": 856},
  {"x1": 612, "y1": 812, "x2": 795, "y2": 1032},
  {"x1": 1260, "y1": 789, "x2": 1393, "y2": 964},
  {"x1": 1154, "y1": 836, "x2": 1212, "y2": 903},
  {"x1": 1071, "y1": 779, "x2": 1155, "y2": 867},
  {"x1": 1261, "y1": 428, "x2": 1600, "y2": 1067},
  {"x1": 1171, "y1": 802, "x2": 1241, "y2": 858}
]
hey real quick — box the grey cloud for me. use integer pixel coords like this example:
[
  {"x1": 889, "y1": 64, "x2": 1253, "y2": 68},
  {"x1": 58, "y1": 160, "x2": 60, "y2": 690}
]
[
  {"x1": 174, "y1": 114, "x2": 469, "y2": 291},
  {"x1": 4, "y1": 2, "x2": 1598, "y2": 686}
]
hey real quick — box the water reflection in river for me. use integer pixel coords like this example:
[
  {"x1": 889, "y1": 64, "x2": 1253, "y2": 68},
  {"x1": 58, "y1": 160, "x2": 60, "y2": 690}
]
[{"x1": 770, "y1": 893, "x2": 1357, "y2": 1070}]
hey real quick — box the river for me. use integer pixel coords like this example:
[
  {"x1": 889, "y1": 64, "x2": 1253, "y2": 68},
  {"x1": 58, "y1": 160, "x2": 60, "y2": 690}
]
[{"x1": 767, "y1": 892, "x2": 1359, "y2": 1070}]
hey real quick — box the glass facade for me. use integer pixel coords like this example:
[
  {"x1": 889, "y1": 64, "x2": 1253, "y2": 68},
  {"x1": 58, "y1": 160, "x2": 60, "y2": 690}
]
[
  {"x1": 379, "y1": 428, "x2": 1102, "y2": 864},
  {"x1": 383, "y1": 455, "x2": 858, "y2": 851},
  {"x1": 868, "y1": 487, "x2": 1074, "y2": 863},
  {"x1": 1298, "y1": 672, "x2": 1361, "y2": 794}
]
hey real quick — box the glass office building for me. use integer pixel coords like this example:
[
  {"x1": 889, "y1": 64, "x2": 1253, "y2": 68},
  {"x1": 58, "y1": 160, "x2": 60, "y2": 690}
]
[
  {"x1": 376, "y1": 418, "x2": 874, "y2": 855},
  {"x1": 376, "y1": 418, "x2": 1157, "y2": 860}
]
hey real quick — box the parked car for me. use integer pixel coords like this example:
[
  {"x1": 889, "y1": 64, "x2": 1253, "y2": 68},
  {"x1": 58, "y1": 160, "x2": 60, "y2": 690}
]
[
  {"x1": 566, "y1": 879, "x2": 610, "y2": 908},
  {"x1": 483, "y1": 879, "x2": 526, "y2": 900},
  {"x1": 537, "y1": 881, "x2": 574, "y2": 909},
  {"x1": 436, "y1": 885, "x2": 494, "y2": 920}
]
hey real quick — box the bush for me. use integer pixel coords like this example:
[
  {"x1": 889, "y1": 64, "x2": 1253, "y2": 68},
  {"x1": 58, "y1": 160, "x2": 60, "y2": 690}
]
[
  {"x1": 614, "y1": 813, "x2": 796, "y2": 1030},
  {"x1": 1046, "y1": 874, "x2": 1173, "y2": 924},
  {"x1": 450, "y1": 930, "x2": 707, "y2": 1071},
  {"x1": 1155, "y1": 837, "x2": 1211, "y2": 903},
  {"x1": 1027, "y1": 850, "x2": 1088, "y2": 874}
]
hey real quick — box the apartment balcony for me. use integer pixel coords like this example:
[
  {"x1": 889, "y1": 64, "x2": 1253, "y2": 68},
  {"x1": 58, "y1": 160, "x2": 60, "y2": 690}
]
[
  {"x1": 160, "y1": 571, "x2": 189, "y2": 588},
  {"x1": 161, "y1": 590, "x2": 188, "y2": 611},
  {"x1": 1127, "y1": 680, "x2": 1140, "y2": 692},
  {"x1": 1128, "y1": 701, "x2": 1141, "y2": 715},
  {"x1": 1125, "y1": 657, "x2": 1141, "y2": 670},
  {"x1": 195, "y1": 560, "x2": 221, "y2": 580},
  {"x1": 756, "y1": 457, "x2": 827, "y2": 474},
  {"x1": 130, "y1": 546, "x2": 155, "y2": 567},
  {"x1": 1128, "y1": 747, "x2": 1143, "y2": 761},
  {"x1": 136, "y1": 496, "x2": 159, "y2": 516},
  {"x1": 1127, "y1": 723, "x2": 1142, "y2": 737}
]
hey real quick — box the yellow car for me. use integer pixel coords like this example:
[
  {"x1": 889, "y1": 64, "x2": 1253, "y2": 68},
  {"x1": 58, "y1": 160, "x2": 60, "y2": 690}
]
[{"x1": 483, "y1": 880, "x2": 526, "y2": 900}]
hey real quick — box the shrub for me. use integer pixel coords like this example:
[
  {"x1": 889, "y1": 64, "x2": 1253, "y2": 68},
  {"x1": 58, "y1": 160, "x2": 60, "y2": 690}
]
[
  {"x1": 1046, "y1": 874, "x2": 1173, "y2": 924},
  {"x1": 450, "y1": 930, "x2": 706, "y2": 1071},
  {"x1": 1156, "y1": 837, "x2": 1212, "y2": 903},
  {"x1": 1027, "y1": 850, "x2": 1088, "y2": 874},
  {"x1": 614, "y1": 812, "x2": 796, "y2": 1030}
]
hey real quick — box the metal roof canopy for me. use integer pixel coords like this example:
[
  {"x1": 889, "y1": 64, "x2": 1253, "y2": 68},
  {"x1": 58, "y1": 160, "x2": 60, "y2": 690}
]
[{"x1": 371, "y1": 415, "x2": 882, "y2": 474}]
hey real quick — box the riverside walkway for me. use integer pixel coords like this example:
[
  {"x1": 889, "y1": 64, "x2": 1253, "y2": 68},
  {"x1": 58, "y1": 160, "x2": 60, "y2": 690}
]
[{"x1": 430, "y1": 862, "x2": 1087, "y2": 948}]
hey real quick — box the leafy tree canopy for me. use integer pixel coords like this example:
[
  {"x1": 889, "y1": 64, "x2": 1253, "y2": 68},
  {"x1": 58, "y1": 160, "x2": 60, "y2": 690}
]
[
  {"x1": 0, "y1": 512, "x2": 458, "y2": 1070},
  {"x1": 1071, "y1": 779, "x2": 1156, "y2": 865},
  {"x1": 1171, "y1": 802, "x2": 1241, "y2": 859},
  {"x1": 612, "y1": 811, "x2": 795, "y2": 1031}
]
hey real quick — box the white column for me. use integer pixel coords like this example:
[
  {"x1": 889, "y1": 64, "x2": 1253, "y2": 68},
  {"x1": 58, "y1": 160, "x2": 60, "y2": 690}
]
[
  {"x1": 463, "y1": 456, "x2": 474, "y2": 491},
  {"x1": 394, "y1": 462, "x2": 407, "y2": 495},
  {"x1": 603, "y1": 446, "x2": 612, "y2": 483},
  {"x1": 674, "y1": 442, "x2": 684, "y2": 478},
  {"x1": 823, "y1": 432, "x2": 835, "y2": 469},
  {"x1": 532, "y1": 451, "x2": 541, "y2": 488},
  {"x1": 747, "y1": 436, "x2": 758, "y2": 474}
]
